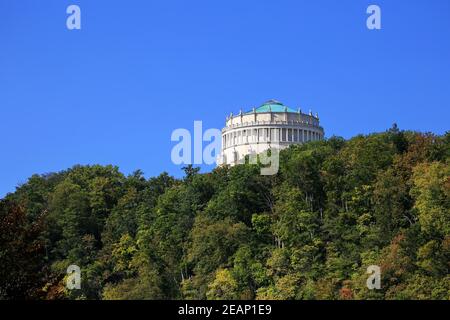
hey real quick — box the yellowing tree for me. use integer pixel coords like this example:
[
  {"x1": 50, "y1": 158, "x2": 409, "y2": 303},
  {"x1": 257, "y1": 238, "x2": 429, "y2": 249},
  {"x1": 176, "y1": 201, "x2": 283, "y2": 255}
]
[
  {"x1": 411, "y1": 162, "x2": 450, "y2": 237},
  {"x1": 206, "y1": 269, "x2": 239, "y2": 300}
]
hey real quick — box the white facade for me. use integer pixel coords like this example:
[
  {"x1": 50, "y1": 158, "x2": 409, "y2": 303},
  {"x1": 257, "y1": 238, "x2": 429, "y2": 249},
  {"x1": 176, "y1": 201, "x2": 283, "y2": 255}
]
[{"x1": 219, "y1": 100, "x2": 325, "y2": 166}]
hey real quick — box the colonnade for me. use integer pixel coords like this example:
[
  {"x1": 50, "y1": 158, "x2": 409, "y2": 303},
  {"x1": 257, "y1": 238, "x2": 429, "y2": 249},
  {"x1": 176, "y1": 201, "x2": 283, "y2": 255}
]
[{"x1": 223, "y1": 127, "x2": 323, "y2": 149}]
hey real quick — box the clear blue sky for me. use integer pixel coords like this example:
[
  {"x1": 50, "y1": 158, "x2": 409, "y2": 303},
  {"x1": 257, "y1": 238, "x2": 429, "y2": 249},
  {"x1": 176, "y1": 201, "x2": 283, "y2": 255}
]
[{"x1": 1, "y1": 0, "x2": 449, "y2": 197}]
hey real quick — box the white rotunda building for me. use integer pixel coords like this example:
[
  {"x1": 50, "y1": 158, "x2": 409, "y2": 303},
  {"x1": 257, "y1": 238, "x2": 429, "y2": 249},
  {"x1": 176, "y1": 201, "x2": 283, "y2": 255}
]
[{"x1": 219, "y1": 100, "x2": 325, "y2": 166}]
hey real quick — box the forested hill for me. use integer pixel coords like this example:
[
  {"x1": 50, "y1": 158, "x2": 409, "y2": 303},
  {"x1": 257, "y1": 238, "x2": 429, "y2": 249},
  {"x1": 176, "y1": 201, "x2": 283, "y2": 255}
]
[{"x1": 1, "y1": 127, "x2": 449, "y2": 300}]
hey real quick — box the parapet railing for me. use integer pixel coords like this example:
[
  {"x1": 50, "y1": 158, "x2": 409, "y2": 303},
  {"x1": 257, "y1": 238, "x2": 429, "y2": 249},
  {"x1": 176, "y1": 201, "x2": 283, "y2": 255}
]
[{"x1": 222, "y1": 120, "x2": 323, "y2": 133}]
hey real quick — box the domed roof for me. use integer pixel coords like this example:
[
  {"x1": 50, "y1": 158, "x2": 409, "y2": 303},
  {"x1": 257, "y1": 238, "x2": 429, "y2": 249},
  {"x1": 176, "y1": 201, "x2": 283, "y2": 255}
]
[{"x1": 246, "y1": 99, "x2": 298, "y2": 114}]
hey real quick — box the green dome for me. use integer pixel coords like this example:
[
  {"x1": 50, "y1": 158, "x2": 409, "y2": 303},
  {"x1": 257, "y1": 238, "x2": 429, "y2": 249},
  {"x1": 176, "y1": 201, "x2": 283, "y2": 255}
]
[{"x1": 246, "y1": 99, "x2": 298, "y2": 114}]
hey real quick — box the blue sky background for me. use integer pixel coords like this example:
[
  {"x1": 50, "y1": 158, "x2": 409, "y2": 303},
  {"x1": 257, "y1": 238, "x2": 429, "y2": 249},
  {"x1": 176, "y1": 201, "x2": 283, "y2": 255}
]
[{"x1": 1, "y1": 0, "x2": 449, "y2": 197}]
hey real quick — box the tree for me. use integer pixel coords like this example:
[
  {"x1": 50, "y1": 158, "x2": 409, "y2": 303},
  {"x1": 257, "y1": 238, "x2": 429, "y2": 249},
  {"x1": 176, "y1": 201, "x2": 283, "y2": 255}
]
[
  {"x1": 0, "y1": 201, "x2": 47, "y2": 299},
  {"x1": 206, "y1": 269, "x2": 239, "y2": 300},
  {"x1": 411, "y1": 162, "x2": 450, "y2": 237},
  {"x1": 1, "y1": 129, "x2": 449, "y2": 300},
  {"x1": 186, "y1": 215, "x2": 250, "y2": 298}
]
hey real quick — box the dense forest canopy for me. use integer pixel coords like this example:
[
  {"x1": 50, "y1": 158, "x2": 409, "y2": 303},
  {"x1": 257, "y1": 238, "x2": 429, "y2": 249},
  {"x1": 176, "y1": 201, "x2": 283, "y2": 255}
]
[{"x1": 1, "y1": 126, "x2": 449, "y2": 300}]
